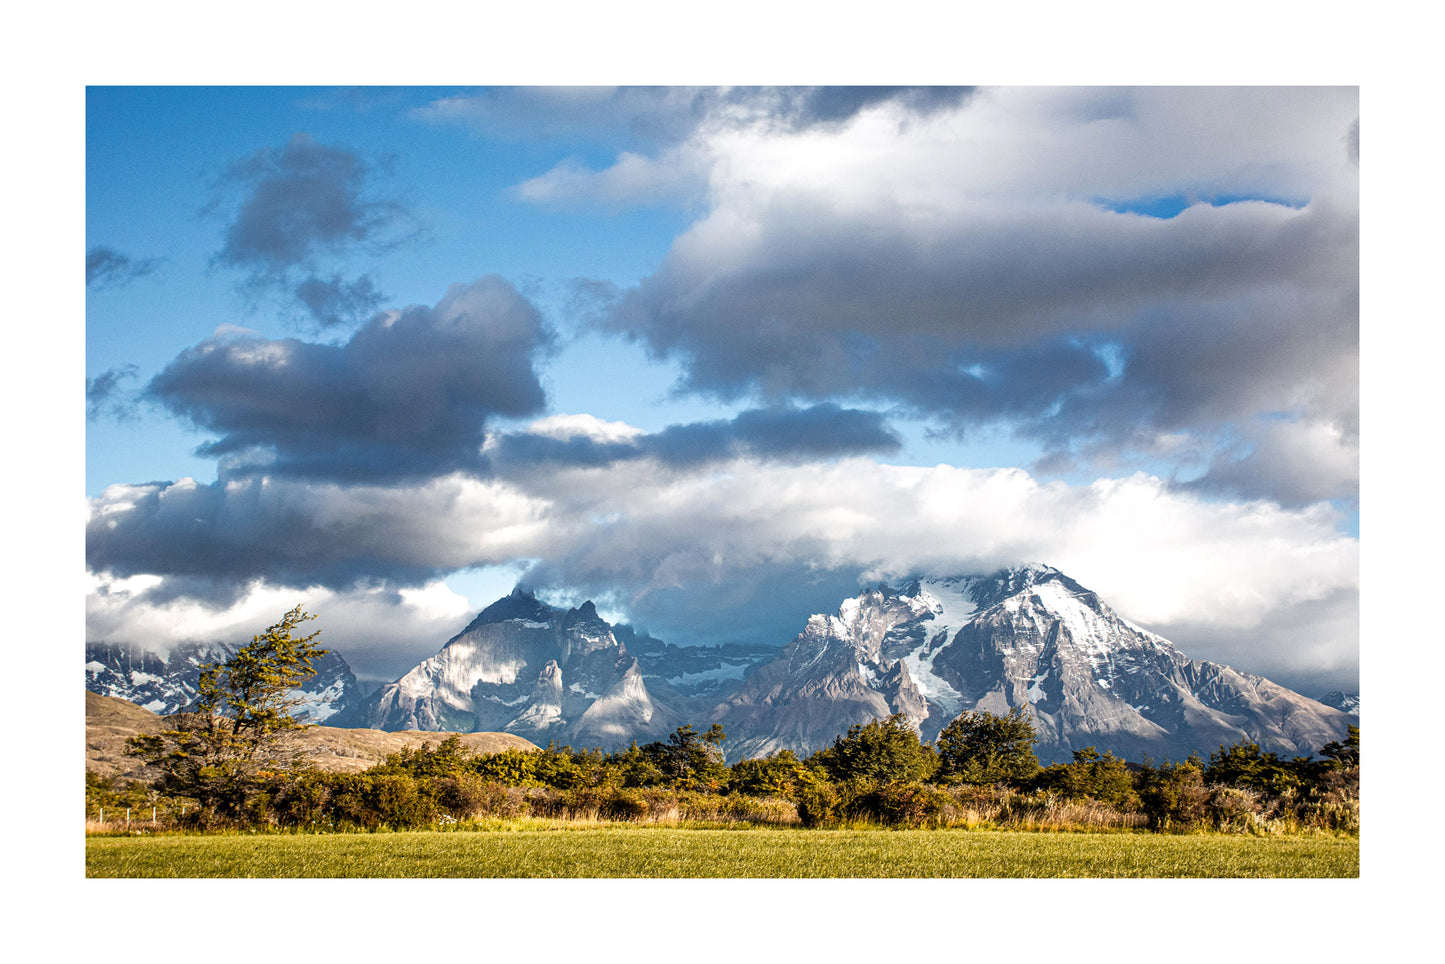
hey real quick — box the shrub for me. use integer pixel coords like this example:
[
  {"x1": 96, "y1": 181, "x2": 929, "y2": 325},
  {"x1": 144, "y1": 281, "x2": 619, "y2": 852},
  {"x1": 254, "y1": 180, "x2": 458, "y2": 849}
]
[
  {"x1": 365, "y1": 773, "x2": 434, "y2": 828},
  {"x1": 795, "y1": 780, "x2": 841, "y2": 828},
  {"x1": 1206, "y1": 785, "x2": 1265, "y2": 832},
  {"x1": 845, "y1": 781, "x2": 957, "y2": 827},
  {"x1": 1137, "y1": 761, "x2": 1209, "y2": 831}
]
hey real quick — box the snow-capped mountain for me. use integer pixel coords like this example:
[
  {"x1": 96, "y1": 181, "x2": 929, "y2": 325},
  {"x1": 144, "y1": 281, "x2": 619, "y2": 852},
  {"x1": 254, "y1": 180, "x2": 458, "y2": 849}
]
[
  {"x1": 712, "y1": 565, "x2": 1355, "y2": 763},
  {"x1": 238, "y1": 565, "x2": 1354, "y2": 764},
  {"x1": 1318, "y1": 691, "x2": 1360, "y2": 715},
  {"x1": 337, "y1": 588, "x2": 776, "y2": 747},
  {"x1": 85, "y1": 640, "x2": 362, "y2": 723}
]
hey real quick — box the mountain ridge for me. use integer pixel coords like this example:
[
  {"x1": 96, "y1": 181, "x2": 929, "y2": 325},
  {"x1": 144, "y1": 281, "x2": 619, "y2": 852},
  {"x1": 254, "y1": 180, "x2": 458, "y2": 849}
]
[{"x1": 86, "y1": 564, "x2": 1357, "y2": 765}]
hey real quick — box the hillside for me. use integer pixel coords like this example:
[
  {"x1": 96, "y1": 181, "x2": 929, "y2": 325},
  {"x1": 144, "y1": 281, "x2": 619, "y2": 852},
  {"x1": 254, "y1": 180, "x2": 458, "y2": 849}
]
[{"x1": 85, "y1": 690, "x2": 538, "y2": 782}]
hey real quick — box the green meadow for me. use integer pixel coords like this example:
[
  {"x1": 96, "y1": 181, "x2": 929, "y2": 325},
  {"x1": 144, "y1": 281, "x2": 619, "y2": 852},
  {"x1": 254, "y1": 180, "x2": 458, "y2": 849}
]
[{"x1": 86, "y1": 825, "x2": 1358, "y2": 878}]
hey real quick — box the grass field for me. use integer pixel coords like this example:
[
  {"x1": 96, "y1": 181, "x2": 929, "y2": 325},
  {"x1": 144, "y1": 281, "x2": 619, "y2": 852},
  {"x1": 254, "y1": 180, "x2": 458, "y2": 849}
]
[{"x1": 85, "y1": 824, "x2": 1359, "y2": 878}]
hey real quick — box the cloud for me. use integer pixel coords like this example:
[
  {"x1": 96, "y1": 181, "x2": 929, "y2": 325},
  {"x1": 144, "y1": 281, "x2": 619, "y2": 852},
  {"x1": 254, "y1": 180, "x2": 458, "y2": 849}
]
[
  {"x1": 587, "y1": 87, "x2": 1359, "y2": 502},
  {"x1": 1179, "y1": 416, "x2": 1359, "y2": 507},
  {"x1": 86, "y1": 456, "x2": 1358, "y2": 688},
  {"x1": 490, "y1": 404, "x2": 901, "y2": 472},
  {"x1": 145, "y1": 276, "x2": 551, "y2": 482},
  {"x1": 86, "y1": 246, "x2": 159, "y2": 288},
  {"x1": 86, "y1": 364, "x2": 140, "y2": 421},
  {"x1": 294, "y1": 273, "x2": 385, "y2": 328},
  {"x1": 431, "y1": 87, "x2": 977, "y2": 208},
  {"x1": 209, "y1": 133, "x2": 421, "y2": 326},
  {"x1": 86, "y1": 571, "x2": 477, "y2": 684},
  {"x1": 415, "y1": 86, "x2": 975, "y2": 142}
]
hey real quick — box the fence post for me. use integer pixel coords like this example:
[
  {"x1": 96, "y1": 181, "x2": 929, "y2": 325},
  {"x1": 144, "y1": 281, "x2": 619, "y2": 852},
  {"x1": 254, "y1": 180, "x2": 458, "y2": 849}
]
[{"x1": 126, "y1": 807, "x2": 130, "y2": 828}]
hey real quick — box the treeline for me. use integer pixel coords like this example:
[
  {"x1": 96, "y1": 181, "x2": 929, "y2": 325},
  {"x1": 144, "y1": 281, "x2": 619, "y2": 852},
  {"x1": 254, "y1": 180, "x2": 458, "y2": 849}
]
[
  {"x1": 97, "y1": 713, "x2": 1359, "y2": 834},
  {"x1": 96, "y1": 607, "x2": 1358, "y2": 835}
]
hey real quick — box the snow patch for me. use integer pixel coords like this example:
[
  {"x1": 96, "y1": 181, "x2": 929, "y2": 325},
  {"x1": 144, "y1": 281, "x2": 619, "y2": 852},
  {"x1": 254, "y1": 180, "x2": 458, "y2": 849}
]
[{"x1": 1028, "y1": 671, "x2": 1049, "y2": 703}]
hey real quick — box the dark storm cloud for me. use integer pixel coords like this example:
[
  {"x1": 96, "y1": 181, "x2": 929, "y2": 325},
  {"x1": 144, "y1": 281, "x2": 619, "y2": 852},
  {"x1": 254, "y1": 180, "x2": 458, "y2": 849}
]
[
  {"x1": 493, "y1": 404, "x2": 901, "y2": 472},
  {"x1": 145, "y1": 276, "x2": 550, "y2": 482},
  {"x1": 86, "y1": 477, "x2": 455, "y2": 589},
  {"x1": 209, "y1": 133, "x2": 421, "y2": 326},
  {"x1": 86, "y1": 246, "x2": 159, "y2": 288},
  {"x1": 86, "y1": 364, "x2": 140, "y2": 421}
]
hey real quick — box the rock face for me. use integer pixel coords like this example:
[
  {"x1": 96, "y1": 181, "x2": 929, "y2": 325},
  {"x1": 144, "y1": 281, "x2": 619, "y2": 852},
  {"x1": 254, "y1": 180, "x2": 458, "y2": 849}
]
[
  {"x1": 339, "y1": 589, "x2": 701, "y2": 747},
  {"x1": 713, "y1": 565, "x2": 1356, "y2": 763},
  {"x1": 85, "y1": 640, "x2": 361, "y2": 723}
]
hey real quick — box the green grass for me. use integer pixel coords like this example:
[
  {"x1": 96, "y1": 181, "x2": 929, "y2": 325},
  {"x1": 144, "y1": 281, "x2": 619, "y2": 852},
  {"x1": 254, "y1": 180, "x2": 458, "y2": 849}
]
[{"x1": 86, "y1": 825, "x2": 1358, "y2": 878}]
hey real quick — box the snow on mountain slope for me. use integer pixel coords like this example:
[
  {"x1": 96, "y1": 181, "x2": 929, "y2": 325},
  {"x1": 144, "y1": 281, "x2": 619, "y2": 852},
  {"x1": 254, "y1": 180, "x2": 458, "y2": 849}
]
[{"x1": 711, "y1": 565, "x2": 1353, "y2": 763}]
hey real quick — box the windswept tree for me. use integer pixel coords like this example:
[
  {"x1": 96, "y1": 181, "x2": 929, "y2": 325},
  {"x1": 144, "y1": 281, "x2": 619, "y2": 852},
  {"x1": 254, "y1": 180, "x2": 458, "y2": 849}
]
[
  {"x1": 934, "y1": 707, "x2": 1041, "y2": 785},
  {"x1": 126, "y1": 605, "x2": 329, "y2": 820}
]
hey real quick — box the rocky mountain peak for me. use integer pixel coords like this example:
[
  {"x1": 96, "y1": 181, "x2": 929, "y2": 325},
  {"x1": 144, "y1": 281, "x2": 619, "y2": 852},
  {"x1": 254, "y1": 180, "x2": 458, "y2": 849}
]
[{"x1": 472, "y1": 586, "x2": 554, "y2": 628}]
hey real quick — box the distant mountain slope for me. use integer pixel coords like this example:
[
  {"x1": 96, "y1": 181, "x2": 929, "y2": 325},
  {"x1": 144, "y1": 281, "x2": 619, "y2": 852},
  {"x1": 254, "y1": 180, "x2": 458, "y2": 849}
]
[
  {"x1": 85, "y1": 640, "x2": 362, "y2": 723},
  {"x1": 85, "y1": 690, "x2": 537, "y2": 781},
  {"x1": 1318, "y1": 691, "x2": 1361, "y2": 715},
  {"x1": 713, "y1": 565, "x2": 1355, "y2": 763}
]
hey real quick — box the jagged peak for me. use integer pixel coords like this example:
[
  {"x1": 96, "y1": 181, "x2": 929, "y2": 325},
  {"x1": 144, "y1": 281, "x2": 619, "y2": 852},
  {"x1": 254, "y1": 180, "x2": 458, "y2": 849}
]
[{"x1": 469, "y1": 586, "x2": 557, "y2": 629}]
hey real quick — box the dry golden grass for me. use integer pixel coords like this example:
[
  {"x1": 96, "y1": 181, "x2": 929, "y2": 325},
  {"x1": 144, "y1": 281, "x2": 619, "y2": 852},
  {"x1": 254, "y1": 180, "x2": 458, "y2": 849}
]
[{"x1": 85, "y1": 689, "x2": 538, "y2": 780}]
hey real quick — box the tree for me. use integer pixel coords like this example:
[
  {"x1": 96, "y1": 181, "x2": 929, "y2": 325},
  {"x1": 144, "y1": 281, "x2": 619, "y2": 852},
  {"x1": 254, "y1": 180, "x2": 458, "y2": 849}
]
[
  {"x1": 727, "y1": 749, "x2": 810, "y2": 798},
  {"x1": 1203, "y1": 740, "x2": 1306, "y2": 793},
  {"x1": 934, "y1": 707, "x2": 1041, "y2": 785},
  {"x1": 1037, "y1": 746, "x2": 1137, "y2": 807},
  {"x1": 640, "y1": 724, "x2": 729, "y2": 790},
  {"x1": 811, "y1": 714, "x2": 937, "y2": 785},
  {"x1": 126, "y1": 605, "x2": 329, "y2": 820},
  {"x1": 1319, "y1": 725, "x2": 1360, "y2": 770}
]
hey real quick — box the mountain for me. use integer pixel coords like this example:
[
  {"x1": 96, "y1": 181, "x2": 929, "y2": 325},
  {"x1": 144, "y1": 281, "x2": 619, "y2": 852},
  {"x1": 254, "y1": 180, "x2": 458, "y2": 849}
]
[
  {"x1": 305, "y1": 564, "x2": 1356, "y2": 764},
  {"x1": 339, "y1": 589, "x2": 778, "y2": 746},
  {"x1": 85, "y1": 640, "x2": 362, "y2": 723},
  {"x1": 713, "y1": 565, "x2": 1355, "y2": 763},
  {"x1": 1318, "y1": 691, "x2": 1360, "y2": 715}
]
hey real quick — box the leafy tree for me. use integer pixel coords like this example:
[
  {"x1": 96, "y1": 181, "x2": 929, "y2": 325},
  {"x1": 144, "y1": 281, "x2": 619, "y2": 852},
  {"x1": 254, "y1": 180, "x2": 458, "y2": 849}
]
[
  {"x1": 935, "y1": 707, "x2": 1041, "y2": 785},
  {"x1": 608, "y1": 741, "x2": 669, "y2": 788},
  {"x1": 1204, "y1": 740, "x2": 1306, "y2": 793},
  {"x1": 126, "y1": 605, "x2": 329, "y2": 820},
  {"x1": 1036, "y1": 746, "x2": 1138, "y2": 808},
  {"x1": 640, "y1": 724, "x2": 730, "y2": 790},
  {"x1": 473, "y1": 747, "x2": 545, "y2": 786},
  {"x1": 726, "y1": 749, "x2": 810, "y2": 798},
  {"x1": 811, "y1": 714, "x2": 937, "y2": 784},
  {"x1": 374, "y1": 735, "x2": 474, "y2": 779}
]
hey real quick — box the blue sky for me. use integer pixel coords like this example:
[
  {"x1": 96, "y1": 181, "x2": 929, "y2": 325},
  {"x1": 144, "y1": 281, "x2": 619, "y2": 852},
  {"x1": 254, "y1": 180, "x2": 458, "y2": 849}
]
[{"x1": 85, "y1": 85, "x2": 1361, "y2": 696}]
